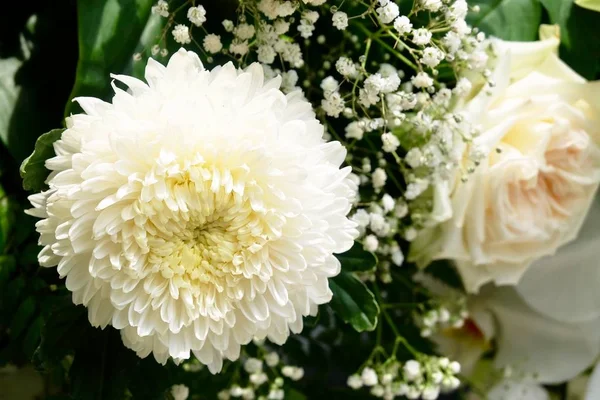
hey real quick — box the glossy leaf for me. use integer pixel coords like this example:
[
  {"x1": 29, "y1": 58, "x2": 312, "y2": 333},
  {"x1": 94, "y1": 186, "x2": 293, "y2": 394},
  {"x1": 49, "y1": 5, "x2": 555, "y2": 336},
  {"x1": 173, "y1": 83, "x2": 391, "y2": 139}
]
[
  {"x1": 0, "y1": 256, "x2": 16, "y2": 291},
  {"x1": 467, "y1": 0, "x2": 542, "y2": 41},
  {"x1": 65, "y1": 0, "x2": 158, "y2": 116},
  {"x1": 329, "y1": 272, "x2": 379, "y2": 332},
  {"x1": 336, "y1": 242, "x2": 378, "y2": 272},
  {"x1": 0, "y1": 189, "x2": 16, "y2": 253},
  {"x1": 540, "y1": 0, "x2": 600, "y2": 79},
  {"x1": 0, "y1": 4, "x2": 78, "y2": 162},
  {"x1": 0, "y1": 57, "x2": 24, "y2": 153},
  {"x1": 20, "y1": 128, "x2": 64, "y2": 191}
]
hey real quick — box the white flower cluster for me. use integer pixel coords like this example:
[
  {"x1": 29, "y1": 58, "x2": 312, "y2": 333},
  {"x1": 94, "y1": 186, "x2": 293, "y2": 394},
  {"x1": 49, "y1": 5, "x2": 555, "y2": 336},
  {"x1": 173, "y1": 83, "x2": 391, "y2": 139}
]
[
  {"x1": 411, "y1": 272, "x2": 469, "y2": 337},
  {"x1": 348, "y1": 357, "x2": 461, "y2": 399},
  {"x1": 216, "y1": 340, "x2": 305, "y2": 400},
  {"x1": 416, "y1": 302, "x2": 468, "y2": 338},
  {"x1": 171, "y1": 384, "x2": 190, "y2": 400},
  {"x1": 307, "y1": 0, "x2": 490, "y2": 281}
]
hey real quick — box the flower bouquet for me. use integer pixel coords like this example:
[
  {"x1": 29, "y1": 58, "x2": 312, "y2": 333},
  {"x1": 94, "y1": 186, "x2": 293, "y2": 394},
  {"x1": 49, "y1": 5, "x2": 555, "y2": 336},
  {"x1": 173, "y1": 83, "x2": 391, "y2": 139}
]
[{"x1": 1, "y1": 0, "x2": 600, "y2": 399}]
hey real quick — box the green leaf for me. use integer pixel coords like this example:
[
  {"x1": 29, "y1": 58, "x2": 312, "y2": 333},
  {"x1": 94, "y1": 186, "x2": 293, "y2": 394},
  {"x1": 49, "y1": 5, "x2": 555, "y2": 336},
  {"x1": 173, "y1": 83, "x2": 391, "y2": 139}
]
[
  {"x1": 0, "y1": 255, "x2": 16, "y2": 290},
  {"x1": 468, "y1": 0, "x2": 543, "y2": 41},
  {"x1": 9, "y1": 297, "x2": 36, "y2": 339},
  {"x1": 540, "y1": 0, "x2": 600, "y2": 79},
  {"x1": 1, "y1": 276, "x2": 25, "y2": 315},
  {"x1": 34, "y1": 298, "x2": 87, "y2": 369},
  {"x1": 70, "y1": 328, "x2": 139, "y2": 400},
  {"x1": 20, "y1": 128, "x2": 64, "y2": 192},
  {"x1": 65, "y1": 0, "x2": 158, "y2": 116},
  {"x1": 122, "y1": 14, "x2": 166, "y2": 80},
  {"x1": 287, "y1": 388, "x2": 308, "y2": 400},
  {"x1": 0, "y1": 57, "x2": 24, "y2": 154},
  {"x1": 0, "y1": 191, "x2": 16, "y2": 253},
  {"x1": 336, "y1": 242, "x2": 377, "y2": 272},
  {"x1": 329, "y1": 272, "x2": 379, "y2": 332},
  {"x1": 0, "y1": 6, "x2": 79, "y2": 162},
  {"x1": 22, "y1": 316, "x2": 42, "y2": 358}
]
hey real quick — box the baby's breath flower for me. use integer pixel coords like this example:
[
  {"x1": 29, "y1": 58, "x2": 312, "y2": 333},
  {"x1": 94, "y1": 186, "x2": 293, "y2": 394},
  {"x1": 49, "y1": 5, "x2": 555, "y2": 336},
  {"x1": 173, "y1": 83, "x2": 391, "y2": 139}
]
[
  {"x1": 421, "y1": 0, "x2": 442, "y2": 12},
  {"x1": 203, "y1": 34, "x2": 223, "y2": 54},
  {"x1": 257, "y1": 45, "x2": 277, "y2": 64},
  {"x1": 412, "y1": 72, "x2": 434, "y2": 89},
  {"x1": 381, "y1": 132, "x2": 400, "y2": 153},
  {"x1": 249, "y1": 372, "x2": 268, "y2": 386},
  {"x1": 376, "y1": 0, "x2": 400, "y2": 24},
  {"x1": 234, "y1": 23, "x2": 256, "y2": 40},
  {"x1": 172, "y1": 24, "x2": 191, "y2": 44},
  {"x1": 322, "y1": 92, "x2": 345, "y2": 117},
  {"x1": 244, "y1": 358, "x2": 263, "y2": 374},
  {"x1": 230, "y1": 39, "x2": 250, "y2": 55},
  {"x1": 393, "y1": 15, "x2": 412, "y2": 35},
  {"x1": 372, "y1": 168, "x2": 388, "y2": 191},
  {"x1": 265, "y1": 352, "x2": 280, "y2": 367},
  {"x1": 361, "y1": 367, "x2": 379, "y2": 386},
  {"x1": 281, "y1": 366, "x2": 304, "y2": 381},
  {"x1": 347, "y1": 374, "x2": 364, "y2": 389},
  {"x1": 332, "y1": 11, "x2": 349, "y2": 30},
  {"x1": 403, "y1": 360, "x2": 421, "y2": 381},
  {"x1": 371, "y1": 385, "x2": 385, "y2": 397},
  {"x1": 187, "y1": 5, "x2": 207, "y2": 26},
  {"x1": 151, "y1": 0, "x2": 169, "y2": 18},
  {"x1": 280, "y1": 69, "x2": 299, "y2": 92},
  {"x1": 171, "y1": 384, "x2": 190, "y2": 400},
  {"x1": 364, "y1": 235, "x2": 380, "y2": 252},
  {"x1": 421, "y1": 47, "x2": 445, "y2": 68},
  {"x1": 335, "y1": 56, "x2": 358, "y2": 77},
  {"x1": 412, "y1": 28, "x2": 433, "y2": 46},
  {"x1": 222, "y1": 19, "x2": 234, "y2": 32},
  {"x1": 320, "y1": 76, "x2": 339, "y2": 92},
  {"x1": 273, "y1": 19, "x2": 290, "y2": 34}
]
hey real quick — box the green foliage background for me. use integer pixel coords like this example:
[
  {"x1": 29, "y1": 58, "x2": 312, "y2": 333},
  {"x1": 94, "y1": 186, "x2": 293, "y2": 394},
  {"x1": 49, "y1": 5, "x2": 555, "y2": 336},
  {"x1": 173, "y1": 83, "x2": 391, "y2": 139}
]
[{"x1": 0, "y1": 0, "x2": 598, "y2": 399}]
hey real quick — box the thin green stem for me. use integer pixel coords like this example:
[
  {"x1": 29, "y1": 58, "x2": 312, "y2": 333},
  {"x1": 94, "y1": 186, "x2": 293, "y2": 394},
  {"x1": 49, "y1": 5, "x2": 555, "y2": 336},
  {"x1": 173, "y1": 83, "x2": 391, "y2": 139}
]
[{"x1": 354, "y1": 22, "x2": 418, "y2": 71}]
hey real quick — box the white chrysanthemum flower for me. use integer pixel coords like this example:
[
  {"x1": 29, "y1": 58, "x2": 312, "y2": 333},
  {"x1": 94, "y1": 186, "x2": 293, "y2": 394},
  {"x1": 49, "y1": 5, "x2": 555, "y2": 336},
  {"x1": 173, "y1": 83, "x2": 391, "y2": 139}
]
[{"x1": 27, "y1": 49, "x2": 358, "y2": 373}]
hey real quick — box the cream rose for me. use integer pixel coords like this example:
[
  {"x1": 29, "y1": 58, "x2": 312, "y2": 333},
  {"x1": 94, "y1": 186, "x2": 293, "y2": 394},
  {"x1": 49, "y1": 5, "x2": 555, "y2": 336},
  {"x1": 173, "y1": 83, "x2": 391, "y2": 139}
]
[{"x1": 411, "y1": 26, "x2": 600, "y2": 293}]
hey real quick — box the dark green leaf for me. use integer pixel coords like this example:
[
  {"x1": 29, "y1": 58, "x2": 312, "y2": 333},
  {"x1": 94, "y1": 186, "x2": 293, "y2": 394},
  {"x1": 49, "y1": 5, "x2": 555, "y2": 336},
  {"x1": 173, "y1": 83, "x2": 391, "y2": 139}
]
[
  {"x1": 20, "y1": 128, "x2": 64, "y2": 191},
  {"x1": 70, "y1": 328, "x2": 139, "y2": 400},
  {"x1": 1, "y1": 276, "x2": 25, "y2": 314},
  {"x1": 122, "y1": 14, "x2": 166, "y2": 80},
  {"x1": 0, "y1": 56, "x2": 24, "y2": 153},
  {"x1": 9, "y1": 297, "x2": 36, "y2": 339},
  {"x1": 0, "y1": 4, "x2": 78, "y2": 162},
  {"x1": 22, "y1": 316, "x2": 42, "y2": 358},
  {"x1": 65, "y1": 0, "x2": 157, "y2": 116},
  {"x1": 287, "y1": 388, "x2": 308, "y2": 400},
  {"x1": 0, "y1": 255, "x2": 16, "y2": 290},
  {"x1": 468, "y1": 0, "x2": 543, "y2": 41},
  {"x1": 336, "y1": 242, "x2": 377, "y2": 272},
  {"x1": 540, "y1": 0, "x2": 600, "y2": 79},
  {"x1": 34, "y1": 298, "x2": 87, "y2": 369},
  {"x1": 0, "y1": 191, "x2": 17, "y2": 253},
  {"x1": 329, "y1": 272, "x2": 379, "y2": 332}
]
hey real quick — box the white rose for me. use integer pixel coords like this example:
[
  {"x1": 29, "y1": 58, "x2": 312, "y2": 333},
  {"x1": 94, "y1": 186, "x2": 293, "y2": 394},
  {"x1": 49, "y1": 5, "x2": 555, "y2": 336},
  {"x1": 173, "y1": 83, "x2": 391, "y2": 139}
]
[{"x1": 411, "y1": 25, "x2": 600, "y2": 292}]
